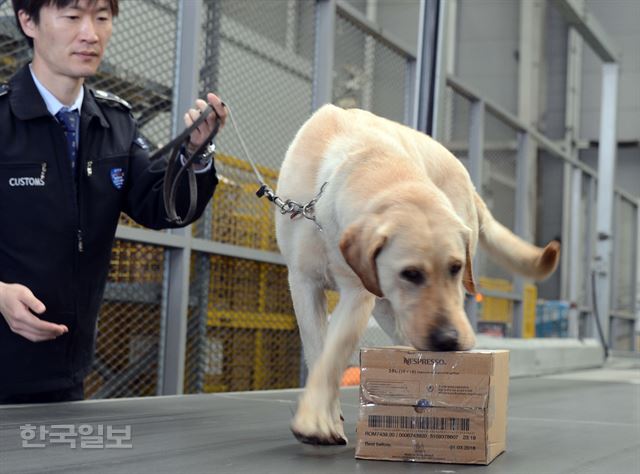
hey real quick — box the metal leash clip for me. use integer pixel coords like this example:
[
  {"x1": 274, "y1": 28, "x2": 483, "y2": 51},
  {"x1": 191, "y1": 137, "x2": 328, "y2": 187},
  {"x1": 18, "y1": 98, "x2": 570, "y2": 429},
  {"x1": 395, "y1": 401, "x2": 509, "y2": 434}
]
[
  {"x1": 223, "y1": 105, "x2": 328, "y2": 229},
  {"x1": 256, "y1": 182, "x2": 328, "y2": 229}
]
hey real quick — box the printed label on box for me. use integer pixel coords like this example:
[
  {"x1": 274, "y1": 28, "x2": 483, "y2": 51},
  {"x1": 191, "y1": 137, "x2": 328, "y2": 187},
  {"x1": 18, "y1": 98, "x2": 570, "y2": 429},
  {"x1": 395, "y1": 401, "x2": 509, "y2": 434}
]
[{"x1": 356, "y1": 404, "x2": 487, "y2": 464}]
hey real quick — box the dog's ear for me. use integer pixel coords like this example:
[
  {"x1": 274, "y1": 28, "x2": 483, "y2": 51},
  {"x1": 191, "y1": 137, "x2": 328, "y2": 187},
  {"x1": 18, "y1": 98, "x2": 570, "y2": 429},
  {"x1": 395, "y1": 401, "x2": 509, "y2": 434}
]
[
  {"x1": 462, "y1": 230, "x2": 476, "y2": 295},
  {"x1": 339, "y1": 217, "x2": 388, "y2": 297}
]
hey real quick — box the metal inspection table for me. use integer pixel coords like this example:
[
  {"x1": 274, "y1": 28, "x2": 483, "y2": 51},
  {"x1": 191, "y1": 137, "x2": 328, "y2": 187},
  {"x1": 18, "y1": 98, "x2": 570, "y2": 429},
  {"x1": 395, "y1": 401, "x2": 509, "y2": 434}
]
[{"x1": 1, "y1": 361, "x2": 639, "y2": 474}]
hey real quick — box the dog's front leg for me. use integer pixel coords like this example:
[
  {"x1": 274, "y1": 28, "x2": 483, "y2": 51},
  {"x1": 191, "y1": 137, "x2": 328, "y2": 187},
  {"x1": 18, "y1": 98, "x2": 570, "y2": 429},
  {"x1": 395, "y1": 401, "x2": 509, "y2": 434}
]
[
  {"x1": 292, "y1": 286, "x2": 375, "y2": 445},
  {"x1": 288, "y1": 275, "x2": 328, "y2": 372}
]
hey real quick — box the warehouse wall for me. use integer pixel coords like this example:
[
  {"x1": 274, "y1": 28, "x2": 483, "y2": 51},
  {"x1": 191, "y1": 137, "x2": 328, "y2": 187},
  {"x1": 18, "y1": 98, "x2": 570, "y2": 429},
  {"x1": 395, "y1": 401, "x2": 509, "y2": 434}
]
[
  {"x1": 581, "y1": 0, "x2": 640, "y2": 143},
  {"x1": 376, "y1": 0, "x2": 420, "y2": 51},
  {"x1": 454, "y1": 0, "x2": 640, "y2": 149},
  {"x1": 455, "y1": 0, "x2": 520, "y2": 115},
  {"x1": 579, "y1": 1, "x2": 640, "y2": 199}
]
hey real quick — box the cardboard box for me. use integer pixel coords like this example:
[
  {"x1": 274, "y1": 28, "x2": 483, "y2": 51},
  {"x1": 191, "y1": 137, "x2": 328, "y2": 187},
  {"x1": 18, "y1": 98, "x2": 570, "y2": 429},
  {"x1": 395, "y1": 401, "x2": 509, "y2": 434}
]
[{"x1": 356, "y1": 347, "x2": 509, "y2": 465}]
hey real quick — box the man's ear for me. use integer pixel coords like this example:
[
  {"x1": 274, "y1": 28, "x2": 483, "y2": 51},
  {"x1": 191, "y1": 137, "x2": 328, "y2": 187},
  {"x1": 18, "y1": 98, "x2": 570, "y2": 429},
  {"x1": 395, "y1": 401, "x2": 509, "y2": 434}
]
[
  {"x1": 339, "y1": 216, "x2": 388, "y2": 297},
  {"x1": 462, "y1": 229, "x2": 476, "y2": 295},
  {"x1": 18, "y1": 10, "x2": 37, "y2": 40}
]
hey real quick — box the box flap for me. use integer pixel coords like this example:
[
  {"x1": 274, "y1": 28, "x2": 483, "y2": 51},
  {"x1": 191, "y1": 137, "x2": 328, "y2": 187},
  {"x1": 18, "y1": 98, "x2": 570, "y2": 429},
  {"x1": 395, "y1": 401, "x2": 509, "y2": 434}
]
[{"x1": 360, "y1": 347, "x2": 508, "y2": 375}]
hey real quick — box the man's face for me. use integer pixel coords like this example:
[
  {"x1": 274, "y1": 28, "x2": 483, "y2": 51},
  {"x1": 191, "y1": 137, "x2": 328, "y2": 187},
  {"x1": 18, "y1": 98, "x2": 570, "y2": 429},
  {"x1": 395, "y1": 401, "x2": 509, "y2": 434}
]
[{"x1": 21, "y1": 0, "x2": 113, "y2": 80}]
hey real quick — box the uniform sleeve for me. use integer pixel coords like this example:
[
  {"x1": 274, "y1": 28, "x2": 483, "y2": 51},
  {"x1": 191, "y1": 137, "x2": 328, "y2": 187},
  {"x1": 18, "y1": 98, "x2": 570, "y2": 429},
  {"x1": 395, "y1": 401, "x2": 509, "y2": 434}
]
[{"x1": 123, "y1": 122, "x2": 219, "y2": 230}]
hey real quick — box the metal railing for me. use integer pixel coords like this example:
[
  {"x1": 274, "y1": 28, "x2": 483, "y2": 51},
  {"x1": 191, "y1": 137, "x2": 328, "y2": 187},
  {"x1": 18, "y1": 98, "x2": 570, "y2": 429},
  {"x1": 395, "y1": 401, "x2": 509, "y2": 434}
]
[{"x1": 445, "y1": 74, "x2": 639, "y2": 349}]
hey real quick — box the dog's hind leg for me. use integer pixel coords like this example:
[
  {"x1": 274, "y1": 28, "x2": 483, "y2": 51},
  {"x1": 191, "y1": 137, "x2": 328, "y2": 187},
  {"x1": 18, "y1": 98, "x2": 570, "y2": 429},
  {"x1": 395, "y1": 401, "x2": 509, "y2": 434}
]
[{"x1": 291, "y1": 284, "x2": 375, "y2": 445}]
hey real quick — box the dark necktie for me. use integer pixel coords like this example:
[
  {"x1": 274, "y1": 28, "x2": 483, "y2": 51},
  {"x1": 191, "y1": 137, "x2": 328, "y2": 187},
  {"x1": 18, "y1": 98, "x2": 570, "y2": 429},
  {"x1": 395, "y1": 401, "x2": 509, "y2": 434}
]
[{"x1": 56, "y1": 108, "x2": 80, "y2": 168}]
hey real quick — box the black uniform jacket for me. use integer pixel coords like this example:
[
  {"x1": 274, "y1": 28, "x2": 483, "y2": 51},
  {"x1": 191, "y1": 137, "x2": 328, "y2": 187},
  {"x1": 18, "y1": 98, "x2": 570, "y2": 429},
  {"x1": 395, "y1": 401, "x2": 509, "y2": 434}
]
[{"x1": 0, "y1": 65, "x2": 218, "y2": 395}]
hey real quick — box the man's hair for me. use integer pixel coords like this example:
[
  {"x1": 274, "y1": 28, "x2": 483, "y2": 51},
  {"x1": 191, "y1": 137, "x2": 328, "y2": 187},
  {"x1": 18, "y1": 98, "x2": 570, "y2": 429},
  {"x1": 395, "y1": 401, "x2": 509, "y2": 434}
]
[{"x1": 12, "y1": 0, "x2": 119, "y2": 48}]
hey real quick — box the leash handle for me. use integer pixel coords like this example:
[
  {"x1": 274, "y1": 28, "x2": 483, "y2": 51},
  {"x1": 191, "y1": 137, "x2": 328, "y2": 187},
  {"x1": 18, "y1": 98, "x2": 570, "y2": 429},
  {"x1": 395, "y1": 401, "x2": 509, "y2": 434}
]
[
  {"x1": 149, "y1": 104, "x2": 218, "y2": 162},
  {"x1": 151, "y1": 104, "x2": 222, "y2": 224}
]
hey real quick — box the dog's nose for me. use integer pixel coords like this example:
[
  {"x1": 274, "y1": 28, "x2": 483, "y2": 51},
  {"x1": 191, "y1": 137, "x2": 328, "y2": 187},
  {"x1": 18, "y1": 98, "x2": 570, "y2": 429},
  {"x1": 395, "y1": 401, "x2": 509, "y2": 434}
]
[{"x1": 429, "y1": 326, "x2": 460, "y2": 351}]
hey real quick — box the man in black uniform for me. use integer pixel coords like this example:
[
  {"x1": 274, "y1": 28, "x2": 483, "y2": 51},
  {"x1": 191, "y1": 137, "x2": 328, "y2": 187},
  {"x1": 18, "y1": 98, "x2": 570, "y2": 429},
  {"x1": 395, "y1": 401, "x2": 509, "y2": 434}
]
[{"x1": 0, "y1": 0, "x2": 226, "y2": 403}]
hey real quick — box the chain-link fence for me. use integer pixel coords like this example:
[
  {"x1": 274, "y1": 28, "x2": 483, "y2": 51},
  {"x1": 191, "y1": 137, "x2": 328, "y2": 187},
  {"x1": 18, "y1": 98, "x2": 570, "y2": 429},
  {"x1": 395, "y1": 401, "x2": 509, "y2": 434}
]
[
  {"x1": 578, "y1": 174, "x2": 596, "y2": 308},
  {"x1": 1, "y1": 0, "x2": 417, "y2": 399},
  {"x1": 92, "y1": 0, "x2": 177, "y2": 398},
  {"x1": 334, "y1": 10, "x2": 407, "y2": 123},
  {"x1": 574, "y1": 172, "x2": 597, "y2": 341},
  {"x1": 0, "y1": 4, "x2": 29, "y2": 81},
  {"x1": 610, "y1": 193, "x2": 638, "y2": 351},
  {"x1": 185, "y1": 251, "x2": 300, "y2": 393},
  {"x1": 4, "y1": 0, "x2": 635, "y2": 399},
  {"x1": 184, "y1": 0, "x2": 317, "y2": 394},
  {"x1": 478, "y1": 111, "x2": 518, "y2": 282},
  {"x1": 613, "y1": 195, "x2": 637, "y2": 315},
  {"x1": 88, "y1": 242, "x2": 167, "y2": 398},
  {"x1": 443, "y1": 85, "x2": 471, "y2": 150},
  {"x1": 442, "y1": 84, "x2": 527, "y2": 337},
  {"x1": 332, "y1": 4, "x2": 417, "y2": 364}
]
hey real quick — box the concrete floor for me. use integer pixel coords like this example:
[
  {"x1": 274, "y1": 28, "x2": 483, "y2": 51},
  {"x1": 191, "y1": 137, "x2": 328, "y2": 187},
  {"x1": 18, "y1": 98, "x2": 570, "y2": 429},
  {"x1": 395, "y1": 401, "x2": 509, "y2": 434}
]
[{"x1": 0, "y1": 360, "x2": 638, "y2": 474}]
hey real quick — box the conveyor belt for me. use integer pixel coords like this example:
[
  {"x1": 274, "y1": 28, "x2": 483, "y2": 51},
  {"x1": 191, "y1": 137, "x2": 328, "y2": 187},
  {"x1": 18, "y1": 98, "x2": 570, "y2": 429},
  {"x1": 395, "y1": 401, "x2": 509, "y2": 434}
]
[{"x1": 1, "y1": 365, "x2": 639, "y2": 474}]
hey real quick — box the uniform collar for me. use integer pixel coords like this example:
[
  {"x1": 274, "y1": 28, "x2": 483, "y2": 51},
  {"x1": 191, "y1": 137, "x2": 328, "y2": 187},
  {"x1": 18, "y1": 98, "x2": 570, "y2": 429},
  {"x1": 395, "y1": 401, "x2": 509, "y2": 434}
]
[
  {"x1": 9, "y1": 64, "x2": 109, "y2": 128},
  {"x1": 29, "y1": 64, "x2": 84, "y2": 117}
]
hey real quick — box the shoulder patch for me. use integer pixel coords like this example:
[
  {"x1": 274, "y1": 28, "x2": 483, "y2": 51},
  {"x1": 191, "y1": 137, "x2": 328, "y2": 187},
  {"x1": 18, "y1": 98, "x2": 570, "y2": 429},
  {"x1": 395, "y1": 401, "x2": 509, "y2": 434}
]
[
  {"x1": 93, "y1": 89, "x2": 132, "y2": 110},
  {"x1": 0, "y1": 83, "x2": 9, "y2": 97}
]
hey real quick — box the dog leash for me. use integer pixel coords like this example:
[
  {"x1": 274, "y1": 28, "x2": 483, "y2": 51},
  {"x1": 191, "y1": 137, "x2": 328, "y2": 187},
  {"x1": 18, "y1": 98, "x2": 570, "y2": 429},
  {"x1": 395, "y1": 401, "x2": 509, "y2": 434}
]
[
  {"x1": 150, "y1": 102, "x2": 326, "y2": 228},
  {"x1": 225, "y1": 107, "x2": 327, "y2": 229},
  {"x1": 149, "y1": 104, "x2": 221, "y2": 225}
]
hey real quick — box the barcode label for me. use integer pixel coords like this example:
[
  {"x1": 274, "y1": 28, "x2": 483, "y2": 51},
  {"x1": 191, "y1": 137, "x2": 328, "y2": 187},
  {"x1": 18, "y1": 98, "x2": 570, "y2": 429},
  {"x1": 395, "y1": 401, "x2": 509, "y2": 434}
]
[{"x1": 367, "y1": 415, "x2": 470, "y2": 431}]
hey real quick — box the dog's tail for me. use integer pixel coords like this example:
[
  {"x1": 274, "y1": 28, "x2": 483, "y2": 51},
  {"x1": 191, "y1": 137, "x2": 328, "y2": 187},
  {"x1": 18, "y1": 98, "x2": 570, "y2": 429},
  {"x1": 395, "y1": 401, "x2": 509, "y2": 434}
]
[{"x1": 475, "y1": 193, "x2": 560, "y2": 280}]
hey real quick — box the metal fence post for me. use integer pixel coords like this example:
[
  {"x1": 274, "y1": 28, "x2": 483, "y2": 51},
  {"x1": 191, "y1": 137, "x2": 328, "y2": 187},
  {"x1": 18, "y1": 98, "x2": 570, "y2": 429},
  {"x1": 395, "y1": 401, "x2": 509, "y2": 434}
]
[
  {"x1": 594, "y1": 63, "x2": 619, "y2": 346},
  {"x1": 564, "y1": 29, "x2": 583, "y2": 333},
  {"x1": 635, "y1": 204, "x2": 640, "y2": 349},
  {"x1": 162, "y1": 0, "x2": 203, "y2": 395},
  {"x1": 413, "y1": 0, "x2": 442, "y2": 136},
  {"x1": 567, "y1": 167, "x2": 582, "y2": 338},
  {"x1": 312, "y1": 0, "x2": 336, "y2": 111},
  {"x1": 513, "y1": 131, "x2": 532, "y2": 337},
  {"x1": 584, "y1": 176, "x2": 597, "y2": 338},
  {"x1": 465, "y1": 99, "x2": 484, "y2": 331},
  {"x1": 300, "y1": 0, "x2": 336, "y2": 387},
  {"x1": 561, "y1": 162, "x2": 572, "y2": 301},
  {"x1": 610, "y1": 194, "x2": 620, "y2": 317},
  {"x1": 468, "y1": 100, "x2": 484, "y2": 191}
]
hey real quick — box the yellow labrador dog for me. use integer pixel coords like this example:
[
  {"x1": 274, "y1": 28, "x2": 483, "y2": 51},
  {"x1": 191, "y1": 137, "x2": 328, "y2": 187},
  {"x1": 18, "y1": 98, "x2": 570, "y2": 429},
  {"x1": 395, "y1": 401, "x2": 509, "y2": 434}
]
[{"x1": 275, "y1": 105, "x2": 559, "y2": 445}]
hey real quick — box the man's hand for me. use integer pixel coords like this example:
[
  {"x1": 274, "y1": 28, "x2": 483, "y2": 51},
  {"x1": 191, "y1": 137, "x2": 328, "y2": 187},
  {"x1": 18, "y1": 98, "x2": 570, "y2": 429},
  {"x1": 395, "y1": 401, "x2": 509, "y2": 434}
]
[
  {"x1": 0, "y1": 282, "x2": 67, "y2": 342},
  {"x1": 184, "y1": 92, "x2": 227, "y2": 156}
]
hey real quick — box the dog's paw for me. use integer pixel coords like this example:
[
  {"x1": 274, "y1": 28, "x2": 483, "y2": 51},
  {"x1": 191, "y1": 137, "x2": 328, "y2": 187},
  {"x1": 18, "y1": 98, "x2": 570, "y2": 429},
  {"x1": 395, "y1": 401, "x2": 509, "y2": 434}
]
[{"x1": 291, "y1": 405, "x2": 347, "y2": 445}]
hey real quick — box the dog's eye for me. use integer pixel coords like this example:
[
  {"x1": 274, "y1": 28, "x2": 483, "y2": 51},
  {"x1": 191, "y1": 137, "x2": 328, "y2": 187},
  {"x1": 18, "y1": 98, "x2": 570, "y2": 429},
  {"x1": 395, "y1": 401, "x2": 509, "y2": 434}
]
[
  {"x1": 449, "y1": 262, "x2": 462, "y2": 276},
  {"x1": 400, "y1": 268, "x2": 425, "y2": 285}
]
